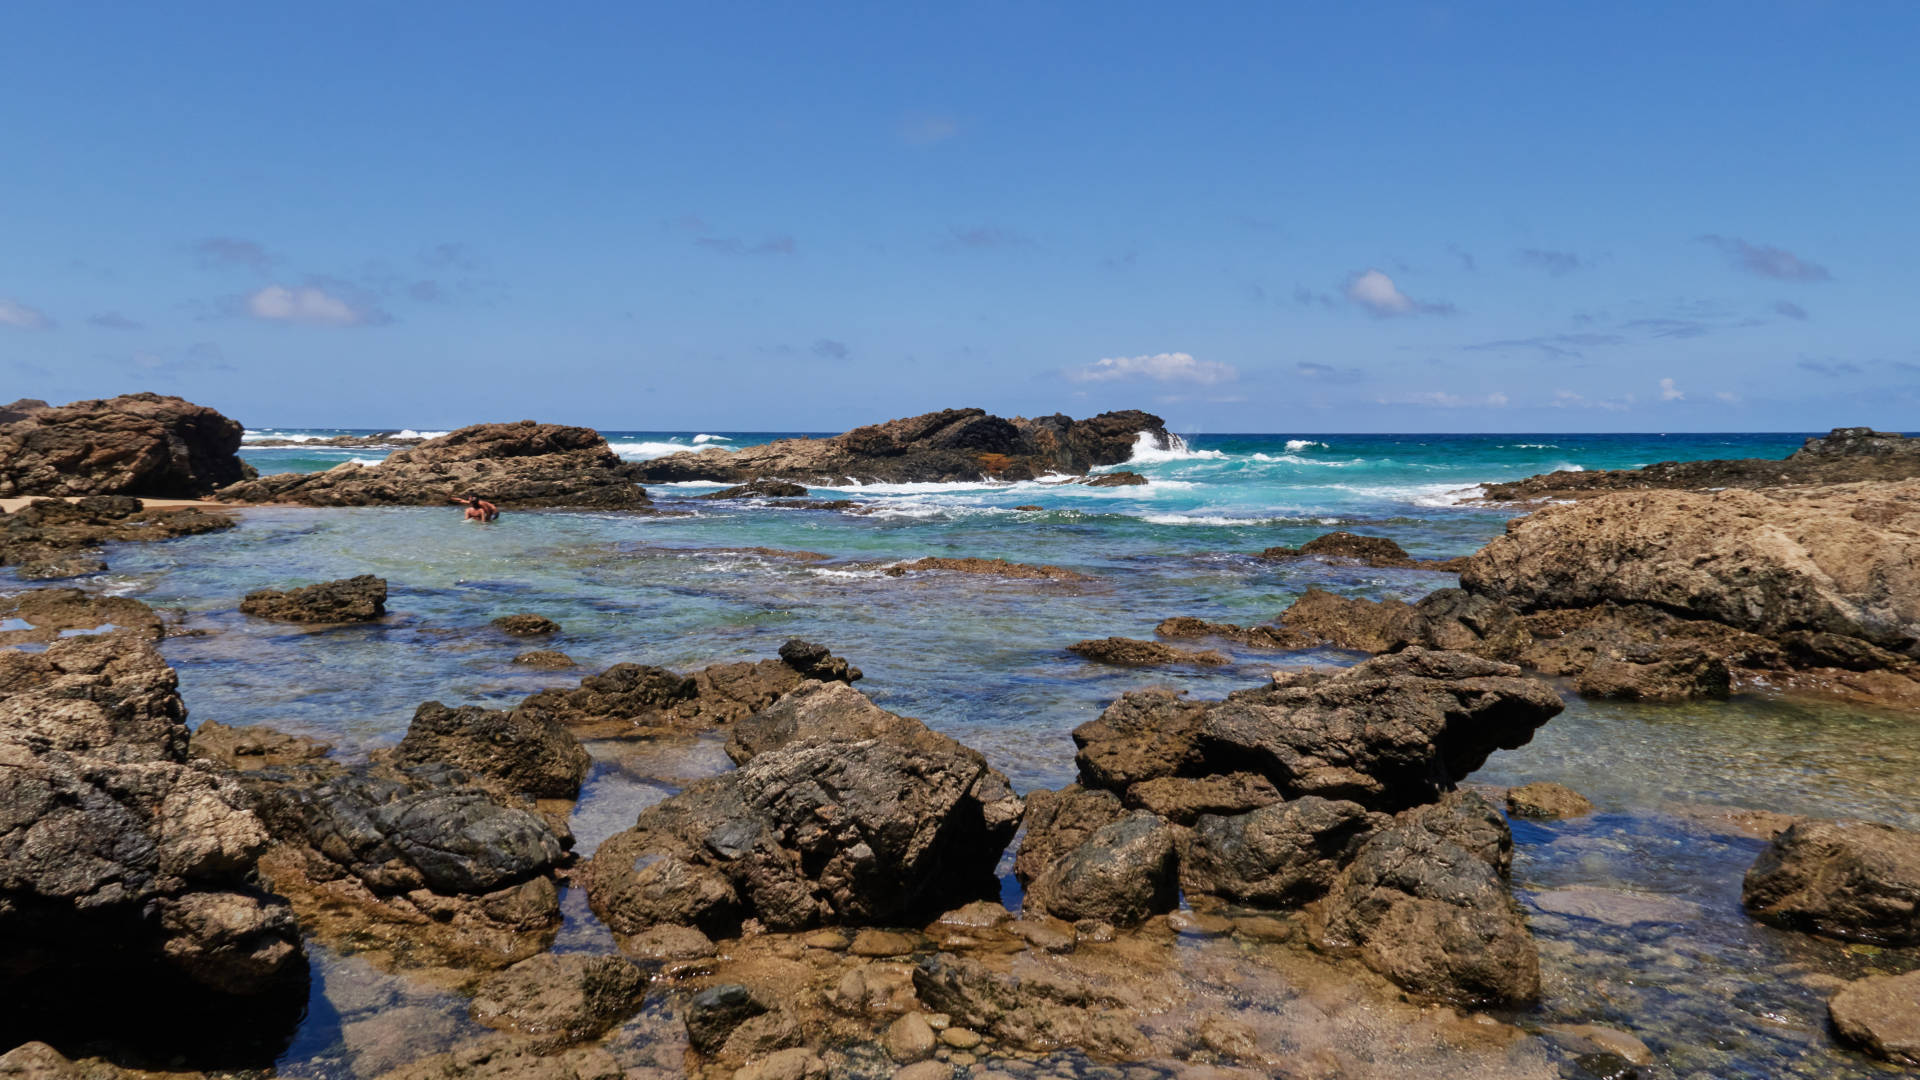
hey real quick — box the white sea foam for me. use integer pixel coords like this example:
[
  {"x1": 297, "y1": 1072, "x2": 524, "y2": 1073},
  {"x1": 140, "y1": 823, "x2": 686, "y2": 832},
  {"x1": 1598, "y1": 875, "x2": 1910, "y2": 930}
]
[
  {"x1": 1285, "y1": 439, "x2": 1328, "y2": 451},
  {"x1": 346, "y1": 457, "x2": 385, "y2": 467},
  {"x1": 1122, "y1": 431, "x2": 1226, "y2": 464},
  {"x1": 1248, "y1": 453, "x2": 1356, "y2": 467},
  {"x1": 609, "y1": 440, "x2": 695, "y2": 460},
  {"x1": 393, "y1": 429, "x2": 450, "y2": 440},
  {"x1": 1139, "y1": 512, "x2": 1281, "y2": 526},
  {"x1": 1330, "y1": 481, "x2": 1486, "y2": 507},
  {"x1": 692, "y1": 433, "x2": 731, "y2": 444},
  {"x1": 242, "y1": 433, "x2": 322, "y2": 443},
  {"x1": 1509, "y1": 443, "x2": 1559, "y2": 449}
]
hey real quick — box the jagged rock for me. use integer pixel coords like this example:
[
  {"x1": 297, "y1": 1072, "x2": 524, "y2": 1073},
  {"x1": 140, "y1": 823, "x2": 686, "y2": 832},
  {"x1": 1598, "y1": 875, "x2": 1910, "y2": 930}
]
[
  {"x1": 1082, "y1": 471, "x2": 1147, "y2": 487},
  {"x1": 1480, "y1": 426, "x2": 1920, "y2": 502},
  {"x1": 1073, "y1": 649, "x2": 1563, "y2": 812},
  {"x1": 0, "y1": 398, "x2": 48, "y2": 423},
  {"x1": 217, "y1": 420, "x2": 649, "y2": 508},
  {"x1": 1121, "y1": 772, "x2": 1282, "y2": 825},
  {"x1": 1258, "y1": 532, "x2": 1466, "y2": 571},
  {"x1": 1068, "y1": 637, "x2": 1229, "y2": 668},
  {"x1": 1154, "y1": 616, "x2": 1320, "y2": 651},
  {"x1": 0, "y1": 623, "x2": 305, "y2": 1004},
  {"x1": 519, "y1": 640, "x2": 859, "y2": 739},
  {"x1": 0, "y1": 393, "x2": 247, "y2": 497},
  {"x1": 469, "y1": 953, "x2": 648, "y2": 1046},
  {"x1": 1181, "y1": 797, "x2": 1389, "y2": 907},
  {"x1": 884, "y1": 557, "x2": 1091, "y2": 582},
  {"x1": 240, "y1": 574, "x2": 388, "y2": 623},
  {"x1": 0, "y1": 587, "x2": 165, "y2": 646},
  {"x1": 1316, "y1": 792, "x2": 1537, "y2": 1005},
  {"x1": 1828, "y1": 970, "x2": 1920, "y2": 1066},
  {"x1": 696, "y1": 479, "x2": 809, "y2": 499},
  {"x1": 0, "y1": 497, "x2": 235, "y2": 580},
  {"x1": 585, "y1": 686, "x2": 1021, "y2": 936},
  {"x1": 628, "y1": 408, "x2": 1170, "y2": 485},
  {"x1": 1742, "y1": 818, "x2": 1920, "y2": 944},
  {"x1": 492, "y1": 614, "x2": 559, "y2": 636},
  {"x1": 1022, "y1": 811, "x2": 1179, "y2": 925},
  {"x1": 387, "y1": 700, "x2": 591, "y2": 799},
  {"x1": 1012, "y1": 785, "x2": 1126, "y2": 886},
  {"x1": 1278, "y1": 587, "x2": 1527, "y2": 658},
  {"x1": 1505, "y1": 782, "x2": 1593, "y2": 819},
  {"x1": 512, "y1": 650, "x2": 575, "y2": 669}
]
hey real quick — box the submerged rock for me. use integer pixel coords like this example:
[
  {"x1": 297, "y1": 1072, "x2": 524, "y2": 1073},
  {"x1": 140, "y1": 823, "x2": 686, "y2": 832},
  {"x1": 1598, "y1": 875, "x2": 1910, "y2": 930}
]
[
  {"x1": 217, "y1": 420, "x2": 649, "y2": 508},
  {"x1": 0, "y1": 496, "x2": 235, "y2": 580},
  {"x1": 0, "y1": 586, "x2": 165, "y2": 645},
  {"x1": 1155, "y1": 616, "x2": 1320, "y2": 651},
  {"x1": 1742, "y1": 818, "x2": 1920, "y2": 944},
  {"x1": 1828, "y1": 969, "x2": 1920, "y2": 1066},
  {"x1": 0, "y1": 392, "x2": 248, "y2": 498},
  {"x1": 628, "y1": 407, "x2": 1171, "y2": 485},
  {"x1": 1067, "y1": 636, "x2": 1229, "y2": 668},
  {"x1": 884, "y1": 556, "x2": 1091, "y2": 582},
  {"x1": 513, "y1": 650, "x2": 575, "y2": 669},
  {"x1": 240, "y1": 574, "x2": 388, "y2": 623},
  {"x1": 1082, "y1": 470, "x2": 1148, "y2": 487},
  {"x1": 585, "y1": 684, "x2": 1020, "y2": 936},
  {"x1": 468, "y1": 953, "x2": 649, "y2": 1046},
  {"x1": 696, "y1": 479, "x2": 809, "y2": 499},
  {"x1": 1505, "y1": 781, "x2": 1594, "y2": 819},
  {"x1": 492, "y1": 613, "x2": 560, "y2": 636}
]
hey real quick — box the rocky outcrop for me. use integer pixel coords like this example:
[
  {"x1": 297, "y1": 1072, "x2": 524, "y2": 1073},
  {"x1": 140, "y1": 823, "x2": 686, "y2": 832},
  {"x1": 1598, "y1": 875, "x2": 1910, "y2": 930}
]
[
  {"x1": 1067, "y1": 637, "x2": 1228, "y2": 668},
  {"x1": 0, "y1": 393, "x2": 249, "y2": 498},
  {"x1": 1828, "y1": 970, "x2": 1920, "y2": 1066},
  {"x1": 0, "y1": 623, "x2": 305, "y2": 1032},
  {"x1": 240, "y1": 574, "x2": 388, "y2": 622},
  {"x1": 1072, "y1": 649, "x2": 1563, "y2": 813},
  {"x1": 1082, "y1": 471, "x2": 1147, "y2": 487},
  {"x1": 1479, "y1": 427, "x2": 1920, "y2": 503},
  {"x1": 1155, "y1": 616, "x2": 1320, "y2": 651},
  {"x1": 0, "y1": 587, "x2": 165, "y2": 645},
  {"x1": 584, "y1": 682, "x2": 1021, "y2": 936},
  {"x1": 695, "y1": 479, "x2": 809, "y2": 499},
  {"x1": 216, "y1": 420, "x2": 649, "y2": 508},
  {"x1": 627, "y1": 408, "x2": 1171, "y2": 484},
  {"x1": 1181, "y1": 797, "x2": 1389, "y2": 907},
  {"x1": 1742, "y1": 818, "x2": 1920, "y2": 944},
  {"x1": 0, "y1": 496, "x2": 235, "y2": 580},
  {"x1": 1258, "y1": 532, "x2": 1466, "y2": 572},
  {"x1": 386, "y1": 700, "x2": 591, "y2": 800},
  {"x1": 517, "y1": 639, "x2": 860, "y2": 739},
  {"x1": 0, "y1": 398, "x2": 48, "y2": 423}
]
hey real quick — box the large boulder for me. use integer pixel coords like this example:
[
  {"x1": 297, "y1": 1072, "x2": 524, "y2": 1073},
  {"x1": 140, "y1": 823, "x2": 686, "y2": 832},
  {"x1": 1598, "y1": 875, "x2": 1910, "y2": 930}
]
[
  {"x1": 628, "y1": 408, "x2": 1171, "y2": 484},
  {"x1": 522, "y1": 639, "x2": 860, "y2": 739},
  {"x1": 585, "y1": 684, "x2": 1021, "y2": 936},
  {"x1": 386, "y1": 700, "x2": 591, "y2": 800},
  {"x1": 240, "y1": 574, "x2": 388, "y2": 623},
  {"x1": 0, "y1": 624, "x2": 305, "y2": 1015},
  {"x1": 1181, "y1": 796, "x2": 1389, "y2": 907},
  {"x1": 1072, "y1": 649, "x2": 1563, "y2": 812},
  {"x1": 0, "y1": 393, "x2": 248, "y2": 498},
  {"x1": 1742, "y1": 818, "x2": 1920, "y2": 944},
  {"x1": 1315, "y1": 792, "x2": 1537, "y2": 1005},
  {"x1": 0, "y1": 496, "x2": 235, "y2": 580},
  {"x1": 216, "y1": 420, "x2": 649, "y2": 508},
  {"x1": 1021, "y1": 810, "x2": 1180, "y2": 925}
]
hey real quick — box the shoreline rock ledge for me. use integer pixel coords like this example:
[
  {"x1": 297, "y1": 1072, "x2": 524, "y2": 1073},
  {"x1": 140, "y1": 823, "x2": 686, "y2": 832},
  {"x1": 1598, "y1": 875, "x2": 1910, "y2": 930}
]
[{"x1": 628, "y1": 407, "x2": 1172, "y2": 484}]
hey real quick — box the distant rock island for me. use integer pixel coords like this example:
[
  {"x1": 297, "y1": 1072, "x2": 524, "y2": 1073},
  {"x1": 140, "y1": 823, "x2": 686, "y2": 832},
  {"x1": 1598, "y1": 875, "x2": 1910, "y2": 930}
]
[
  {"x1": 1480, "y1": 427, "x2": 1920, "y2": 502},
  {"x1": 628, "y1": 407, "x2": 1171, "y2": 484}
]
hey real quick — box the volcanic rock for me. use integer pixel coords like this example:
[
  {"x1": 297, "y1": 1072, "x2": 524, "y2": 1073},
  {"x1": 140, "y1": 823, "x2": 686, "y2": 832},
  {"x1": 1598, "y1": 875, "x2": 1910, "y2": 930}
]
[
  {"x1": 584, "y1": 685, "x2": 1021, "y2": 936},
  {"x1": 1021, "y1": 811, "x2": 1180, "y2": 925},
  {"x1": 387, "y1": 700, "x2": 591, "y2": 800},
  {"x1": 1479, "y1": 427, "x2": 1920, "y2": 502},
  {"x1": 491, "y1": 614, "x2": 559, "y2": 636},
  {"x1": 696, "y1": 479, "x2": 809, "y2": 499},
  {"x1": 627, "y1": 408, "x2": 1171, "y2": 485},
  {"x1": 0, "y1": 496, "x2": 235, "y2": 580},
  {"x1": 1068, "y1": 637, "x2": 1229, "y2": 668},
  {"x1": 1828, "y1": 970, "x2": 1920, "y2": 1066},
  {"x1": 1181, "y1": 797, "x2": 1389, "y2": 907},
  {"x1": 1155, "y1": 616, "x2": 1320, "y2": 651},
  {"x1": 217, "y1": 420, "x2": 649, "y2": 508},
  {"x1": 240, "y1": 574, "x2": 388, "y2": 623},
  {"x1": 0, "y1": 393, "x2": 248, "y2": 498},
  {"x1": 1258, "y1": 532, "x2": 1466, "y2": 571},
  {"x1": 1742, "y1": 818, "x2": 1920, "y2": 944}
]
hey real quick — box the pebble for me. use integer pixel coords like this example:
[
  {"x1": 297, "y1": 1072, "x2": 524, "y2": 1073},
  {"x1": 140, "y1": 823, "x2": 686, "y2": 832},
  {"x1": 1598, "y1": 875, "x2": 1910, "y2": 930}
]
[
  {"x1": 853, "y1": 929, "x2": 920, "y2": 957},
  {"x1": 803, "y1": 929, "x2": 850, "y2": 951},
  {"x1": 941, "y1": 1027, "x2": 984, "y2": 1049},
  {"x1": 886, "y1": 1012, "x2": 938, "y2": 1063},
  {"x1": 893, "y1": 1062, "x2": 953, "y2": 1080}
]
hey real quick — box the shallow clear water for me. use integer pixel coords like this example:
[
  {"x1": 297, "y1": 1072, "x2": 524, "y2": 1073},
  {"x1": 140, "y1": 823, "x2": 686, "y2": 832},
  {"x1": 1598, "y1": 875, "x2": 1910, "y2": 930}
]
[{"x1": 18, "y1": 429, "x2": 1920, "y2": 1078}]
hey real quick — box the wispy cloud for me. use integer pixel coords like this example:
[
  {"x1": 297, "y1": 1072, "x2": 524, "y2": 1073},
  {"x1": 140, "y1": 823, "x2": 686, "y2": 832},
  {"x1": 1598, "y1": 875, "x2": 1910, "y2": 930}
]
[
  {"x1": 812, "y1": 338, "x2": 849, "y2": 360},
  {"x1": 1797, "y1": 358, "x2": 1863, "y2": 376},
  {"x1": 1344, "y1": 269, "x2": 1454, "y2": 317},
  {"x1": 673, "y1": 215, "x2": 796, "y2": 256},
  {"x1": 1376, "y1": 390, "x2": 1508, "y2": 408},
  {"x1": 1464, "y1": 332, "x2": 1627, "y2": 360},
  {"x1": 1773, "y1": 300, "x2": 1809, "y2": 321},
  {"x1": 86, "y1": 311, "x2": 143, "y2": 330},
  {"x1": 1552, "y1": 389, "x2": 1634, "y2": 411},
  {"x1": 1446, "y1": 244, "x2": 1477, "y2": 272},
  {"x1": 0, "y1": 299, "x2": 54, "y2": 330},
  {"x1": 1659, "y1": 377, "x2": 1684, "y2": 401},
  {"x1": 195, "y1": 236, "x2": 276, "y2": 274},
  {"x1": 1517, "y1": 248, "x2": 1586, "y2": 276},
  {"x1": 1698, "y1": 235, "x2": 1831, "y2": 281},
  {"x1": 1069, "y1": 352, "x2": 1237, "y2": 385},
  {"x1": 1295, "y1": 361, "x2": 1364, "y2": 383},
  {"x1": 246, "y1": 282, "x2": 384, "y2": 327},
  {"x1": 900, "y1": 113, "x2": 960, "y2": 145}
]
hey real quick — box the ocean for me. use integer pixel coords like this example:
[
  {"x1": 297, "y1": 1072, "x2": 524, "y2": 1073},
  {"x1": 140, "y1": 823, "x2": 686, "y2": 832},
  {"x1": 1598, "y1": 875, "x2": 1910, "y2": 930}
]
[{"x1": 68, "y1": 427, "x2": 1920, "y2": 1078}]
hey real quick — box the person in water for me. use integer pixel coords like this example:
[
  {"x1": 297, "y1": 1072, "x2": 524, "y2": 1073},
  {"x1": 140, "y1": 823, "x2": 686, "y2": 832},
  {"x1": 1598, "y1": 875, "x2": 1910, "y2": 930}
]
[{"x1": 452, "y1": 494, "x2": 499, "y2": 521}]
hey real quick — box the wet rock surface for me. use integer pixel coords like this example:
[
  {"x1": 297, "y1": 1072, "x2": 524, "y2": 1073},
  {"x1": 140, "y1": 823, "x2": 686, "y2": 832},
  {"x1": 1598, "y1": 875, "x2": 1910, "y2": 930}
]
[
  {"x1": 1181, "y1": 796, "x2": 1389, "y2": 907},
  {"x1": 1154, "y1": 616, "x2": 1319, "y2": 651},
  {"x1": 1827, "y1": 969, "x2": 1920, "y2": 1065},
  {"x1": 217, "y1": 420, "x2": 649, "y2": 508},
  {"x1": 883, "y1": 556, "x2": 1092, "y2": 582},
  {"x1": 491, "y1": 614, "x2": 560, "y2": 636},
  {"x1": 0, "y1": 587, "x2": 165, "y2": 645},
  {"x1": 1505, "y1": 781, "x2": 1593, "y2": 819},
  {"x1": 694, "y1": 479, "x2": 809, "y2": 499},
  {"x1": 240, "y1": 574, "x2": 388, "y2": 623},
  {"x1": 627, "y1": 407, "x2": 1171, "y2": 484},
  {"x1": 1067, "y1": 637, "x2": 1229, "y2": 668},
  {"x1": 1742, "y1": 818, "x2": 1920, "y2": 944},
  {"x1": 1479, "y1": 426, "x2": 1920, "y2": 502},
  {"x1": 468, "y1": 953, "x2": 648, "y2": 1046},
  {"x1": 1258, "y1": 531, "x2": 1467, "y2": 571},
  {"x1": 0, "y1": 393, "x2": 248, "y2": 498},
  {"x1": 1023, "y1": 811, "x2": 1179, "y2": 925},
  {"x1": 1082, "y1": 470, "x2": 1148, "y2": 487},
  {"x1": 0, "y1": 496, "x2": 235, "y2": 580}
]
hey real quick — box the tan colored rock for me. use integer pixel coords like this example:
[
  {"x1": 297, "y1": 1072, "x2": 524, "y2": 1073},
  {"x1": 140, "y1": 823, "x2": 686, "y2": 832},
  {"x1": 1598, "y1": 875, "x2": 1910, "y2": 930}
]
[
  {"x1": 1828, "y1": 970, "x2": 1920, "y2": 1066},
  {"x1": 1505, "y1": 782, "x2": 1593, "y2": 819},
  {"x1": 885, "y1": 1011, "x2": 939, "y2": 1062}
]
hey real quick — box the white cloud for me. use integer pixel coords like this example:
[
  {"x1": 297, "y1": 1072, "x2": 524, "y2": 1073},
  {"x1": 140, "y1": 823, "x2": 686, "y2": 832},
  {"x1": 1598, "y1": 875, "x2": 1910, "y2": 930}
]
[
  {"x1": 247, "y1": 284, "x2": 367, "y2": 326},
  {"x1": 1344, "y1": 269, "x2": 1454, "y2": 317},
  {"x1": 1069, "y1": 352, "x2": 1237, "y2": 385},
  {"x1": 0, "y1": 299, "x2": 53, "y2": 330},
  {"x1": 1659, "y1": 377, "x2": 1684, "y2": 401},
  {"x1": 1716, "y1": 391, "x2": 1741, "y2": 404}
]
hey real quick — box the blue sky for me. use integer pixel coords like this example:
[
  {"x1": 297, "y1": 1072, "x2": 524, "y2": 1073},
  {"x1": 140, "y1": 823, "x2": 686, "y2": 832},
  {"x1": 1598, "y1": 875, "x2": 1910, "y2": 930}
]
[{"x1": 2, "y1": 2, "x2": 1915, "y2": 433}]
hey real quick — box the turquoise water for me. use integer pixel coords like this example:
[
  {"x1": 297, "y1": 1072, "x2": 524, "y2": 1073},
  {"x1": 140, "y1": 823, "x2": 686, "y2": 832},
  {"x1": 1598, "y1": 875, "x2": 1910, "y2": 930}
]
[{"x1": 22, "y1": 429, "x2": 1920, "y2": 1077}]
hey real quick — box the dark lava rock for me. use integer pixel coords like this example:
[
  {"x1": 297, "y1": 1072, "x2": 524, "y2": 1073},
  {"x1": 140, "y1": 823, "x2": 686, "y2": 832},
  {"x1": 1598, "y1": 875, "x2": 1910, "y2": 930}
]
[
  {"x1": 519, "y1": 640, "x2": 860, "y2": 739},
  {"x1": 1154, "y1": 616, "x2": 1320, "y2": 651},
  {"x1": 1479, "y1": 426, "x2": 1920, "y2": 503},
  {"x1": 469, "y1": 953, "x2": 649, "y2": 1046},
  {"x1": 1082, "y1": 471, "x2": 1147, "y2": 487},
  {"x1": 628, "y1": 407, "x2": 1171, "y2": 485},
  {"x1": 1505, "y1": 781, "x2": 1594, "y2": 819},
  {"x1": 492, "y1": 613, "x2": 560, "y2": 636},
  {"x1": 585, "y1": 684, "x2": 1021, "y2": 936},
  {"x1": 1259, "y1": 531, "x2": 1466, "y2": 571},
  {"x1": 387, "y1": 700, "x2": 591, "y2": 800},
  {"x1": 240, "y1": 574, "x2": 388, "y2": 623},
  {"x1": 217, "y1": 420, "x2": 649, "y2": 508},
  {"x1": 1316, "y1": 791, "x2": 1538, "y2": 1005},
  {"x1": 1022, "y1": 811, "x2": 1179, "y2": 925},
  {"x1": 1073, "y1": 648, "x2": 1563, "y2": 812},
  {"x1": 1742, "y1": 818, "x2": 1920, "y2": 944},
  {"x1": 696, "y1": 479, "x2": 809, "y2": 499},
  {"x1": 0, "y1": 393, "x2": 248, "y2": 498},
  {"x1": 1827, "y1": 969, "x2": 1920, "y2": 1066},
  {"x1": 0, "y1": 618, "x2": 305, "y2": 1042},
  {"x1": 683, "y1": 983, "x2": 768, "y2": 1055},
  {"x1": 513, "y1": 650, "x2": 576, "y2": 669},
  {"x1": 1181, "y1": 796, "x2": 1388, "y2": 907},
  {"x1": 1067, "y1": 636, "x2": 1229, "y2": 668},
  {"x1": 0, "y1": 496, "x2": 237, "y2": 580},
  {"x1": 777, "y1": 637, "x2": 861, "y2": 682}
]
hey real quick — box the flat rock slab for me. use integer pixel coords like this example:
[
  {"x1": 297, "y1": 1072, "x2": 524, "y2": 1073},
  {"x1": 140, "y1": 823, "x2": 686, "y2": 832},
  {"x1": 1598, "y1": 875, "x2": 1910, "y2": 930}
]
[{"x1": 1529, "y1": 886, "x2": 1703, "y2": 927}]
